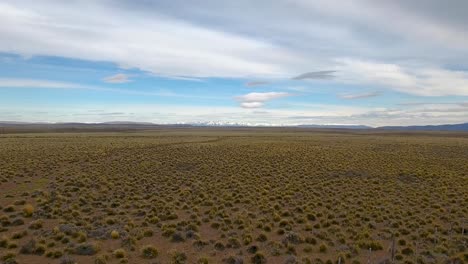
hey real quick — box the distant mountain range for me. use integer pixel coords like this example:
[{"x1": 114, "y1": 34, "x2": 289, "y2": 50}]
[
  {"x1": 378, "y1": 122, "x2": 468, "y2": 131},
  {"x1": 297, "y1": 124, "x2": 372, "y2": 129},
  {"x1": 0, "y1": 121, "x2": 467, "y2": 132}
]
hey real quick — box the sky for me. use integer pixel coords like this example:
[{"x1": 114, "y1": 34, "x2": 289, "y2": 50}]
[{"x1": 1, "y1": 0, "x2": 468, "y2": 126}]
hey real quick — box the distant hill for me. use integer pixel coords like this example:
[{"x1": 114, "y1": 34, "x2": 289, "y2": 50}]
[
  {"x1": 297, "y1": 124, "x2": 372, "y2": 129},
  {"x1": 378, "y1": 122, "x2": 468, "y2": 131},
  {"x1": 1, "y1": 121, "x2": 468, "y2": 132}
]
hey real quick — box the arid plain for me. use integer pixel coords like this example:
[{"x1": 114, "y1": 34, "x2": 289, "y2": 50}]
[{"x1": 0, "y1": 128, "x2": 467, "y2": 264}]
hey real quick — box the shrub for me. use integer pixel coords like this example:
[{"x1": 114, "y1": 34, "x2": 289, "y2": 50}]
[
  {"x1": 225, "y1": 256, "x2": 243, "y2": 264},
  {"x1": 3, "y1": 205, "x2": 15, "y2": 213},
  {"x1": 7, "y1": 242, "x2": 17, "y2": 249},
  {"x1": 214, "y1": 242, "x2": 225, "y2": 250},
  {"x1": 143, "y1": 229, "x2": 153, "y2": 237},
  {"x1": 307, "y1": 214, "x2": 317, "y2": 221},
  {"x1": 256, "y1": 233, "x2": 268, "y2": 242},
  {"x1": 94, "y1": 255, "x2": 108, "y2": 264},
  {"x1": 113, "y1": 249, "x2": 126, "y2": 259},
  {"x1": 251, "y1": 252, "x2": 266, "y2": 264},
  {"x1": 11, "y1": 231, "x2": 27, "y2": 240},
  {"x1": 247, "y1": 245, "x2": 258, "y2": 254},
  {"x1": 283, "y1": 232, "x2": 303, "y2": 244},
  {"x1": 23, "y1": 204, "x2": 34, "y2": 217},
  {"x1": 305, "y1": 236, "x2": 317, "y2": 245},
  {"x1": 319, "y1": 243, "x2": 327, "y2": 253},
  {"x1": 74, "y1": 243, "x2": 99, "y2": 255},
  {"x1": 185, "y1": 230, "x2": 199, "y2": 239},
  {"x1": 76, "y1": 231, "x2": 87, "y2": 242},
  {"x1": 141, "y1": 245, "x2": 158, "y2": 259},
  {"x1": 46, "y1": 250, "x2": 63, "y2": 258},
  {"x1": 0, "y1": 236, "x2": 8, "y2": 248},
  {"x1": 402, "y1": 247, "x2": 414, "y2": 255},
  {"x1": 243, "y1": 234, "x2": 253, "y2": 245},
  {"x1": 19, "y1": 239, "x2": 44, "y2": 255},
  {"x1": 193, "y1": 240, "x2": 208, "y2": 249},
  {"x1": 11, "y1": 218, "x2": 24, "y2": 226},
  {"x1": 198, "y1": 257, "x2": 209, "y2": 264},
  {"x1": 171, "y1": 232, "x2": 185, "y2": 242},
  {"x1": 357, "y1": 241, "x2": 383, "y2": 251},
  {"x1": 13, "y1": 200, "x2": 25, "y2": 206},
  {"x1": 1, "y1": 252, "x2": 18, "y2": 264},
  {"x1": 171, "y1": 251, "x2": 187, "y2": 264},
  {"x1": 29, "y1": 220, "x2": 43, "y2": 230},
  {"x1": 227, "y1": 237, "x2": 241, "y2": 248},
  {"x1": 110, "y1": 230, "x2": 120, "y2": 239}
]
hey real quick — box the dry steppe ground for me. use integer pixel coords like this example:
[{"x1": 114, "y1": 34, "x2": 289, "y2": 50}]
[{"x1": 0, "y1": 128, "x2": 467, "y2": 264}]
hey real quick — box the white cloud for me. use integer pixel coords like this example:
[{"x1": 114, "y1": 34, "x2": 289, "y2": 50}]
[
  {"x1": 292, "y1": 71, "x2": 336, "y2": 80},
  {"x1": 235, "y1": 92, "x2": 291, "y2": 108},
  {"x1": 336, "y1": 59, "x2": 468, "y2": 96},
  {"x1": 236, "y1": 92, "x2": 290, "y2": 102},
  {"x1": 103, "y1": 73, "x2": 131, "y2": 83},
  {"x1": 240, "y1": 102, "x2": 264, "y2": 108},
  {"x1": 0, "y1": 1, "x2": 300, "y2": 78},
  {"x1": 1, "y1": 0, "x2": 468, "y2": 97}
]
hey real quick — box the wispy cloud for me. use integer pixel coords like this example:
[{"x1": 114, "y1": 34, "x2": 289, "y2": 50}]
[
  {"x1": 0, "y1": 78, "x2": 217, "y2": 99},
  {"x1": 339, "y1": 91, "x2": 381, "y2": 100},
  {"x1": 162, "y1": 76, "x2": 205, "y2": 82},
  {"x1": 397, "y1": 102, "x2": 457, "y2": 106},
  {"x1": 0, "y1": 78, "x2": 92, "y2": 89},
  {"x1": 235, "y1": 92, "x2": 291, "y2": 108},
  {"x1": 292, "y1": 71, "x2": 336, "y2": 80},
  {"x1": 245, "y1": 81, "x2": 270, "y2": 87},
  {"x1": 103, "y1": 73, "x2": 131, "y2": 83}
]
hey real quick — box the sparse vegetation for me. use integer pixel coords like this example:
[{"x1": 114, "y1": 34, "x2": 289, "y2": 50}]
[{"x1": 0, "y1": 129, "x2": 467, "y2": 263}]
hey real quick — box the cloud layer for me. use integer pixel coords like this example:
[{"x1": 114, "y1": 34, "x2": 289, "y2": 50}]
[
  {"x1": 0, "y1": 1, "x2": 298, "y2": 78},
  {"x1": 336, "y1": 59, "x2": 468, "y2": 96},
  {"x1": 1, "y1": 0, "x2": 468, "y2": 126},
  {"x1": 2, "y1": 102, "x2": 467, "y2": 127},
  {"x1": 1, "y1": 0, "x2": 468, "y2": 97}
]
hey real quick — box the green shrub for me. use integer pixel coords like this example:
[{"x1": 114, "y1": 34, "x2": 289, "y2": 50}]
[
  {"x1": 141, "y1": 245, "x2": 158, "y2": 259},
  {"x1": 171, "y1": 251, "x2": 187, "y2": 264},
  {"x1": 319, "y1": 243, "x2": 327, "y2": 253},
  {"x1": 251, "y1": 252, "x2": 266, "y2": 264},
  {"x1": 113, "y1": 249, "x2": 126, "y2": 259}
]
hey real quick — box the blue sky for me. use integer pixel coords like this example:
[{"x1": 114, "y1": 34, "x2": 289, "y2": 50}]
[{"x1": 1, "y1": 1, "x2": 468, "y2": 126}]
